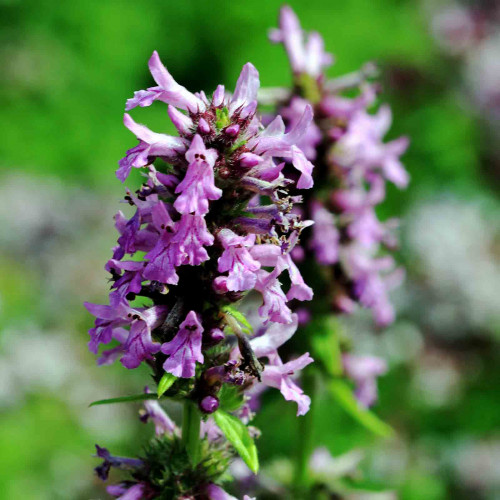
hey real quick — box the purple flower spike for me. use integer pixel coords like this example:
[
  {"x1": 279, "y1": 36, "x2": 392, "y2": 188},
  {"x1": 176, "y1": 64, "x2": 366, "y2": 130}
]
[
  {"x1": 161, "y1": 311, "x2": 204, "y2": 378},
  {"x1": 87, "y1": 41, "x2": 317, "y2": 494},
  {"x1": 271, "y1": 5, "x2": 408, "y2": 326}
]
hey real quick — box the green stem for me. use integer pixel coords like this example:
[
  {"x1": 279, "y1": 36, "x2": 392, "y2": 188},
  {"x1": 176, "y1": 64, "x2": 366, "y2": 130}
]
[
  {"x1": 182, "y1": 401, "x2": 201, "y2": 466},
  {"x1": 294, "y1": 367, "x2": 317, "y2": 496}
]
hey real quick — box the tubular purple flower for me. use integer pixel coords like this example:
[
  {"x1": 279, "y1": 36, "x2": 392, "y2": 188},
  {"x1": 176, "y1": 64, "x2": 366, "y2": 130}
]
[
  {"x1": 174, "y1": 135, "x2": 222, "y2": 215},
  {"x1": 269, "y1": 5, "x2": 333, "y2": 77},
  {"x1": 168, "y1": 104, "x2": 194, "y2": 135},
  {"x1": 126, "y1": 50, "x2": 206, "y2": 112},
  {"x1": 217, "y1": 229, "x2": 261, "y2": 292},
  {"x1": 229, "y1": 62, "x2": 260, "y2": 113},
  {"x1": 261, "y1": 353, "x2": 314, "y2": 416},
  {"x1": 141, "y1": 387, "x2": 177, "y2": 436},
  {"x1": 343, "y1": 354, "x2": 387, "y2": 407},
  {"x1": 161, "y1": 311, "x2": 204, "y2": 378},
  {"x1": 270, "y1": 5, "x2": 408, "y2": 326}
]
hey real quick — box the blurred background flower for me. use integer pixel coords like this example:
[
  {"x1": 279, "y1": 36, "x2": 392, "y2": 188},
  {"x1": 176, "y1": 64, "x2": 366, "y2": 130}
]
[{"x1": 0, "y1": 0, "x2": 498, "y2": 498}]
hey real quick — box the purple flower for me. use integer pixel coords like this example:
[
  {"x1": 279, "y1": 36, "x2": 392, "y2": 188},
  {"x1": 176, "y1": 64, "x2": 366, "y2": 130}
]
[
  {"x1": 174, "y1": 135, "x2": 222, "y2": 215},
  {"x1": 309, "y1": 201, "x2": 339, "y2": 265},
  {"x1": 141, "y1": 387, "x2": 177, "y2": 436},
  {"x1": 200, "y1": 417, "x2": 224, "y2": 442},
  {"x1": 205, "y1": 483, "x2": 255, "y2": 500},
  {"x1": 291, "y1": 146, "x2": 314, "y2": 189},
  {"x1": 143, "y1": 200, "x2": 179, "y2": 284},
  {"x1": 171, "y1": 214, "x2": 214, "y2": 266},
  {"x1": 161, "y1": 311, "x2": 204, "y2": 378},
  {"x1": 248, "y1": 106, "x2": 314, "y2": 159},
  {"x1": 343, "y1": 354, "x2": 387, "y2": 407},
  {"x1": 250, "y1": 314, "x2": 299, "y2": 358},
  {"x1": 85, "y1": 301, "x2": 132, "y2": 354},
  {"x1": 217, "y1": 229, "x2": 261, "y2": 291},
  {"x1": 107, "y1": 483, "x2": 147, "y2": 500},
  {"x1": 269, "y1": 5, "x2": 333, "y2": 78},
  {"x1": 280, "y1": 97, "x2": 322, "y2": 160},
  {"x1": 270, "y1": 6, "x2": 409, "y2": 328},
  {"x1": 126, "y1": 50, "x2": 206, "y2": 113},
  {"x1": 85, "y1": 302, "x2": 167, "y2": 369},
  {"x1": 261, "y1": 353, "x2": 314, "y2": 416},
  {"x1": 228, "y1": 62, "x2": 260, "y2": 113},
  {"x1": 334, "y1": 106, "x2": 409, "y2": 188},
  {"x1": 106, "y1": 259, "x2": 145, "y2": 304},
  {"x1": 255, "y1": 268, "x2": 293, "y2": 324},
  {"x1": 279, "y1": 253, "x2": 313, "y2": 302},
  {"x1": 120, "y1": 306, "x2": 168, "y2": 369},
  {"x1": 342, "y1": 247, "x2": 403, "y2": 327},
  {"x1": 248, "y1": 315, "x2": 313, "y2": 415},
  {"x1": 94, "y1": 445, "x2": 143, "y2": 481},
  {"x1": 117, "y1": 114, "x2": 187, "y2": 182}
]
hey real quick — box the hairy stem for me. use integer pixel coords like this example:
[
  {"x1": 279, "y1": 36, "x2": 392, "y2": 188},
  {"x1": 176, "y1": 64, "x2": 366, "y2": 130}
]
[{"x1": 182, "y1": 401, "x2": 201, "y2": 466}]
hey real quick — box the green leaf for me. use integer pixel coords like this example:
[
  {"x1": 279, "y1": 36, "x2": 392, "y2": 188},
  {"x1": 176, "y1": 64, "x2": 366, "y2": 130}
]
[
  {"x1": 89, "y1": 393, "x2": 157, "y2": 407},
  {"x1": 213, "y1": 409, "x2": 259, "y2": 473},
  {"x1": 221, "y1": 305, "x2": 253, "y2": 334},
  {"x1": 311, "y1": 316, "x2": 343, "y2": 377},
  {"x1": 157, "y1": 372, "x2": 177, "y2": 398},
  {"x1": 218, "y1": 384, "x2": 244, "y2": 413},
  {"x1": 328, "y1": 380, "x2": 394, "y2": 438},
  {"x1": 182, "y1": 402, "x2": 201, "y2": 466}
]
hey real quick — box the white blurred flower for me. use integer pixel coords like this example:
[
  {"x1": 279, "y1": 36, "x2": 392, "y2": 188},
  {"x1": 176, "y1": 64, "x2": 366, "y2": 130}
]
[{"x1": 406, "y1": 198, "x2": 500, "y2": 336}]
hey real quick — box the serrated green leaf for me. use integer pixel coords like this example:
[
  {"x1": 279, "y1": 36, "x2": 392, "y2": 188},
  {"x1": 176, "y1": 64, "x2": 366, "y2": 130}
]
[
  {"x1": 218, "y1": 384, "x2": 244, "y2": 413},
  {"x1": 221, "y1": 305, "x2": 253, "y2": 334},
  {"x1": 158, "y1": 372, "x2": 177, "y2": 398},
  {"x1": 89, "y1": 393, "x2": 157, "y2": 407},
  {"x1": 328, "y1": 380, "x2": 394, "y2": 438},
  {"x1": 213, "y1": 409, "x2": 259, "y2": 473}
]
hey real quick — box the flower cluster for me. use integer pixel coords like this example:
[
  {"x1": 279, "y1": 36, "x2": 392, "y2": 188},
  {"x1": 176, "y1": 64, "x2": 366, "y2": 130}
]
[
  {"x1": 86, "y1": 50, "x2": 315, "y2": 497},
  {"x1": 270, "y1": 6, "x2": 409, "y2": 328}
]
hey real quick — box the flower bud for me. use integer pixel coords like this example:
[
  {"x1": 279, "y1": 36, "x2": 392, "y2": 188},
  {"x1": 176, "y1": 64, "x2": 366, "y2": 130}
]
[
  {"x1": 208, "y1": 328, "x2": 225, "y2": 344},
  {"x1": 239, "y1": 152, "x2": 262, "y2": 168},
  {"x1": 198, "y1": 117, "x2": 211, "y2": 134},
  {"x1": 200, "y1": 395, "x2": 219, "y2": 414},
  {"x1": 225, "y1": 124, "x2": 240, "y2": 137}
]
